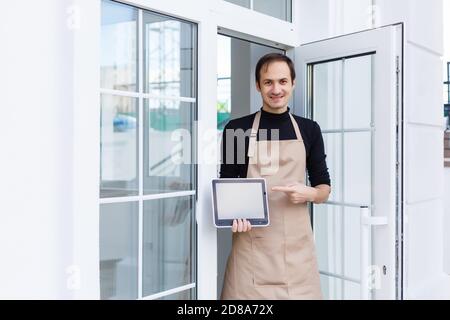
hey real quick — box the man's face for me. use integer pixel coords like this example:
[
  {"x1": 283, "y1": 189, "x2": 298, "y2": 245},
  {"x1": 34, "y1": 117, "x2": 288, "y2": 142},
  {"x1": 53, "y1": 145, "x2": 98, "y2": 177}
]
[{"x1": 256, "y1": 60, "x2": 295, "y2": 112}]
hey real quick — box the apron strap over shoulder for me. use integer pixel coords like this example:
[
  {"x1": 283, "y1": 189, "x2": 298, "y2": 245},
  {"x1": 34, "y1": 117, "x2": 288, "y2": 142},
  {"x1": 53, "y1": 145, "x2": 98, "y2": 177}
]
[
  {"x1": 289, "y1": 113, "x2": 303, "y2": 141},
  {"x1": 247, "y1": 111, "x2": 261, "y2": 158}
]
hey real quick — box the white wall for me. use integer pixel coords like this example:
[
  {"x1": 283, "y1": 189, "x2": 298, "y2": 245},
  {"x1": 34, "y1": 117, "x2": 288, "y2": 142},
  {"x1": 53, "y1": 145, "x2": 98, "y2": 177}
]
[
  {"x1": 376, "y1": 0, "x2": 449, "y2": 299},
  {"x1": 296, "y1": 0, "x2": 449, "y2": 299},
  {"x1": 0, "y1": 0, "x2": 100, "y2": 299}
]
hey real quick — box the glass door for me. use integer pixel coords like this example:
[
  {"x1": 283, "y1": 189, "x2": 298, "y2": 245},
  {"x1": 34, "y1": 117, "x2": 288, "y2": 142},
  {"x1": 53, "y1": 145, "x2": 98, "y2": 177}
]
[{"x1": 296, "y1": 25, "x2": 403, "y2": 300}]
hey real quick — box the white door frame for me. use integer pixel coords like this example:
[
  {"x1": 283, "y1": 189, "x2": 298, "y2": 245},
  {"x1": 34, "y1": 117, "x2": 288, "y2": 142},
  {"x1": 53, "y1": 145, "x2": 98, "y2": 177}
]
[{"x1": 295, "y1": 24, "x2": 404, "y2": 299}]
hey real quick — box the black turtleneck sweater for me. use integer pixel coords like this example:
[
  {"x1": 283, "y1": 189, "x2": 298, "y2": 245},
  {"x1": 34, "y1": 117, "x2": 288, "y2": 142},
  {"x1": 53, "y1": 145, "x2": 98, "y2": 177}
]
[{"x1": 220, "y1": 107, "x2": 331, "y2": 187}]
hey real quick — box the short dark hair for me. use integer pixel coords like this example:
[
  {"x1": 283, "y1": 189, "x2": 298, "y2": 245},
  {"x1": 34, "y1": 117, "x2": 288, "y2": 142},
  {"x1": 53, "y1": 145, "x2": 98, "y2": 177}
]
[{"x1": 255, "y1": 53, "x2": 296, "y2": 85}]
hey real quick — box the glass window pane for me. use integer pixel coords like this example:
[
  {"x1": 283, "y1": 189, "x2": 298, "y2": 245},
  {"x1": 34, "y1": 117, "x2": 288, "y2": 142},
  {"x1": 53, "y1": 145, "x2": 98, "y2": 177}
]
[
  {"x1": 253, "y1": 0, "x2": 292, "y2": 21},
  {"x1": 343, "y1": 132, "x2": 371, "y2": 205},
  {"x1": 343, "y1": 207, "x2": 361, "y2": 280},
  {"x1": 217, "y1": 35, "x2": 231, "y2": 131},
  {"x1": 100, "y1": 202, "x2": 138, "y2": 300},
  {"x1": 216, "y1": 34, "x2": 284, "y2": 131},
  {"x1": 224, "y1": 0, "x2": 251, "y2": 8},
  {"x1": 314, "y1": 204, "x2": 343, "y2": 275},
  {"x1": 144, "y1": 12, "x2": 196, "y2": 98},
  {"x1": 100, "y1": 94, "x2": 138, "y2": 198},
  {"x1": 313, "y1": 61, "x2": 342, "y2": 131},
  {"x1": 157, "y1": 289, "x2": 193, "y2": 300},
  {"x1": 320, "y1": 274, "x2": 343, "y2": 300},
  {"x1": 316, "y1": 205, "x2": 362, "y2": 300},
  {"x1": 101, "y1": 0, "x2": 138, "y2": 91},
  {"x1": 322, "y1": 133, "x2": 342, "y2": 202},
  {"x1": 343, "y1": 55, "x2": 373, "y2": 129},
  {"x1": 217, "y1": 77, "x2": 231, "y2": 130},
  {"x1": 344, "y1": 280, "x2": 361, "y2": 300},
  {"x1": 314, "y1": 204, "x2": 363, "y2": 281},
  {"x1": 143, "y1": 196, "x2": 194, "y2": 296},
  {"x1": 144, "y1": 100, "x2": 195, "y2": 195}
]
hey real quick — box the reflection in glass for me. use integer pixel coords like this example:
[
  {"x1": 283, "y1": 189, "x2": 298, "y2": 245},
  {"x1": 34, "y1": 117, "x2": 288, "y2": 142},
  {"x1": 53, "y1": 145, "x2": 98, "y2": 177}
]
[
  {"x1": 344, "y1": 281, "x2": 361, "y2": 300},
  {"x1": 317, "y1": 206, "x2": 362, "y2": 300},
  {"x1": 100, "y1": 202, "x2": 138, "y2": 300},
  {"x1": 143, "y1": 196, "x2": 194, "y2": 297},
  {"x1": 344, "y1": 55, "x2": 373, "y2": 129},
  {"x1": 314, "y1": 205, "x2": 362, "y2": 280},
  {"x1": 144, "y1": 12, "x2": 195, "y2": 98},
  {"x1": 314, "y1": 205, "x2": 363, "y2": 300},
  {"x1": 320, "y1": 274, "x2": 343, "y2": 300},
  {"x1": 216, "y1": 34, "x2": 284, "y2": 131},
  {"x1": 320, "y1": 274, "x2": 360, "y2": 300},
  {"x1": 343, "y1": 207, "x2": 361, "y2": 281},
  {"x1": 254, "y1": 0, "x2": 292, "y2": 21},
  {"x1": 144, "y1": 100, "x2": 195, "y2": 195},
  {"x1": 313, "y1": 60, "x2": 342, "y2": 130},
  {"x1": 314, "y1": 204, "x2": 343, "y2": 275},
  {"x1": 217, "y1": 35, "x2": 231, "y2": 131},
  {"x1": 344, "y1": 132, "x2": 371, "y2": 205},
  {"x1": 101, "y1": 0, "x2": 138, "y2": 91},
  {"x1": 100, "y1": 94, "x2": 138, "y2": 198},
  {"x1": 322, "y1": 133, "x2": 342, "y2": 202}
]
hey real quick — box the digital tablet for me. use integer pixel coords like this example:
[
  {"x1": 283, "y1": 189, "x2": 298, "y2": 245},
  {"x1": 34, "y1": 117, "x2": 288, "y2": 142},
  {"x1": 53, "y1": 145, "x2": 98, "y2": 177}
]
[{"x1": 211, "y1": 178, "x2": 270, "y2": 228}]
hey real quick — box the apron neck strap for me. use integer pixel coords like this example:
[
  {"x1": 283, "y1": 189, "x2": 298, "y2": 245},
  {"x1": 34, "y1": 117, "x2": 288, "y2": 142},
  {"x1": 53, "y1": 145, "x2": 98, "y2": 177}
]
[
  {"x1": 247, "y1": 111, "x2": 302, "y2": 158},
  {"x1": 289, "y1": 113, "x2": 302, "y2": 141},
  {"x1": 247, "y1": 111, "x2": 261, "y2": 158}
]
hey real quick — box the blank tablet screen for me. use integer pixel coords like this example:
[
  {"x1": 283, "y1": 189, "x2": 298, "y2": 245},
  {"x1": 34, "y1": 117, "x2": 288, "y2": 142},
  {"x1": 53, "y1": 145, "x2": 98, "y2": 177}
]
[{"x1": 215, "y1": 182, "x2": 265, "y2": 220}]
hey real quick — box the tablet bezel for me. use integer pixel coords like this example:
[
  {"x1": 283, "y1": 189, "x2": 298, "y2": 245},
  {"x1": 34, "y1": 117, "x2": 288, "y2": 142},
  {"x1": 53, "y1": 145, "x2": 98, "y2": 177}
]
[{"x1": 211, "y1": 178, "x2": 270, "y2": 228}]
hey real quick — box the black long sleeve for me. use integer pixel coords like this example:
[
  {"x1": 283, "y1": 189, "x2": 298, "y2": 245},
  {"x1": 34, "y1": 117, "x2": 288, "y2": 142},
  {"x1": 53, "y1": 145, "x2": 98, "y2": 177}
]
[{"x1": 219, "y1": 107, "x2": 331, "y2": 187}]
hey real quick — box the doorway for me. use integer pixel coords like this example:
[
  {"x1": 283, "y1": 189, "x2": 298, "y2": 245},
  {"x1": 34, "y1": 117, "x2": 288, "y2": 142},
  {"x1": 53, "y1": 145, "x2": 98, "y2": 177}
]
[{"x1": 216, "y1": 32, "x2": 286, "y2": 297}]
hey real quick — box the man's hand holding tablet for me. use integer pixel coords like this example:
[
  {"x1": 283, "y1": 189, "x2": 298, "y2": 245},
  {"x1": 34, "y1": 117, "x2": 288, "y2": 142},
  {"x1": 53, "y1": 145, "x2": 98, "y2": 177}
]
[{"x1": 231, "y1": 219, "x2": 252, "y2": 232}]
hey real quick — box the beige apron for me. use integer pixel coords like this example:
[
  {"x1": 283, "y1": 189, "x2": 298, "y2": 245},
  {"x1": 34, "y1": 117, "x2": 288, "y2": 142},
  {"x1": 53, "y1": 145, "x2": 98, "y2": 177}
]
[{"x1": 221, "y1": 111, "x2": 322, "y2": 300}]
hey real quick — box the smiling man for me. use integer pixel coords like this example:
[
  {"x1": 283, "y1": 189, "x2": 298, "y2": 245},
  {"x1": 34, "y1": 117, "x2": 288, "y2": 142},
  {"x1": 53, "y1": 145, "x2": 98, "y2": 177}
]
[{"x1": 220, "y1": 53, "x2": 331, "y2": 300}]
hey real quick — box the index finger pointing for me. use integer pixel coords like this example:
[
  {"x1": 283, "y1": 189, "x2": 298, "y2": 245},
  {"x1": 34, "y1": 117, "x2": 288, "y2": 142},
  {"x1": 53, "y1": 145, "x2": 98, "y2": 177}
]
[{"x1": 271, "y1": 186, "x2": 295, "y2": 193}]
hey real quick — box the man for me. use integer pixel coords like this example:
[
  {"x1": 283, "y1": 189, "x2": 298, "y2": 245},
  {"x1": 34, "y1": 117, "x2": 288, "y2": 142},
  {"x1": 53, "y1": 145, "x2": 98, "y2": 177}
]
[{"x1": 220, "y1": 53, "x2": 331, "y2": 300}]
